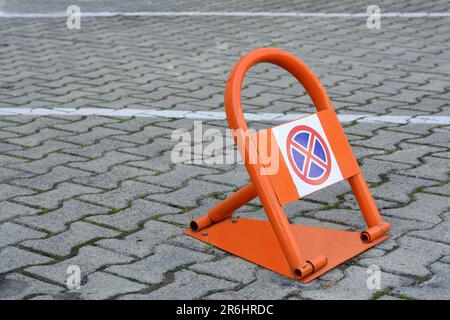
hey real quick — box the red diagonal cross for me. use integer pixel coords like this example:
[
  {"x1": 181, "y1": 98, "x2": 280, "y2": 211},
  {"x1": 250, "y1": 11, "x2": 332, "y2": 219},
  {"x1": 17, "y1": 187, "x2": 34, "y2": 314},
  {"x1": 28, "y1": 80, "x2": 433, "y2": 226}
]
[
  {"x1": 290, "y1": 132, "x2": 328, "y2": 178},
  {"x1": 286, "y1": 125, "x2": 332, "y2": 186}
]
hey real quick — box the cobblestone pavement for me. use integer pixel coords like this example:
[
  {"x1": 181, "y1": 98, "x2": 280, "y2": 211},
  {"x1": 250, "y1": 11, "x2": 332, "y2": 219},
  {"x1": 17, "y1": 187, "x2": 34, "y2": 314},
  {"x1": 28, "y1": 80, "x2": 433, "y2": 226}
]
[{"x1": 0, "y1": 0, "x2": 449, "y2": 300}]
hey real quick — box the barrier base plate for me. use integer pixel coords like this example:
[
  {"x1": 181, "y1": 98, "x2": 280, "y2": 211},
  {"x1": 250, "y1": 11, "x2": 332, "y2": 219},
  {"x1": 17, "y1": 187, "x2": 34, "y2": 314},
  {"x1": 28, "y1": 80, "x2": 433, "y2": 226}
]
[{"x1": 185, "y1": 217, "x2": 388, "y2": 283}]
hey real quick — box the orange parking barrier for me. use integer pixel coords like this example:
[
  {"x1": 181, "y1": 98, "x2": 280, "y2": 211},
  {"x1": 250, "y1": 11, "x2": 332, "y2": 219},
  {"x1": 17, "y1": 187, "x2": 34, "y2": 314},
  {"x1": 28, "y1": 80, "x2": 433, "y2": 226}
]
[{"x1": 185, "y1": 48, "x2": 390, "y2": 283}]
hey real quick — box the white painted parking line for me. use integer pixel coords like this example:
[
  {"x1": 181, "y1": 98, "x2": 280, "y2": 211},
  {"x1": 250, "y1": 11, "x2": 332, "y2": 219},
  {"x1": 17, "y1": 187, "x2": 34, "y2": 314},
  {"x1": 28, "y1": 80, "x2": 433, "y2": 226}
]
[
  {"x1": 1, "y1": 11, "x2": 450, "y2": 18},
  {"x1": 0, "y1": 107, "x2": 448, "y2": 124}
]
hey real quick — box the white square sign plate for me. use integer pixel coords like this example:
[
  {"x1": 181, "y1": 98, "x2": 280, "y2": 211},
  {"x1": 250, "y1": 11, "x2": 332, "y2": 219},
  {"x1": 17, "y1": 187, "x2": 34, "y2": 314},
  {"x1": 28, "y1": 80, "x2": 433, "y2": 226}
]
[{"x1": 271, "y1": 114, "x2": 343, "y2": 198}]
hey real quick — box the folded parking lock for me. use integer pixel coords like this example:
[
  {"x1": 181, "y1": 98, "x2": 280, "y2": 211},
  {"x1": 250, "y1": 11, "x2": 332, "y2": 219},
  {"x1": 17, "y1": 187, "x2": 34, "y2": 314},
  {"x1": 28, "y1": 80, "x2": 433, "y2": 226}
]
[{"x1": 185, "y1": 48, "x2": 391, "y2": 283}]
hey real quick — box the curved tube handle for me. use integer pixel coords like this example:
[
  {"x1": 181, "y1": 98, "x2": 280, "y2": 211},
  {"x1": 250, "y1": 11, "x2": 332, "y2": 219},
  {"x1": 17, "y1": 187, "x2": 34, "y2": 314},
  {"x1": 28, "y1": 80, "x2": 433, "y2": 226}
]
[
  {"x1": 223, "y1": 48, "x2": 333, "y2": 276},
  {"x1": 225, "y1": 47, "x2": 333, "y2": 132}
]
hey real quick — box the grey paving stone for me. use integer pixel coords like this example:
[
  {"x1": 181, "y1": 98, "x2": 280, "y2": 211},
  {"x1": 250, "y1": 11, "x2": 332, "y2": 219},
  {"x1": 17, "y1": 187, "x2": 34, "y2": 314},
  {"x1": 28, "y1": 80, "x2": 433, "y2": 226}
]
[
  {"x1": 301, "y1": 266, "x2": 413, "y2": 300},
  {"x1": 377, "y1": 295, "x2": 404, "y2": 300},
  {"x1": 364, "y1": 81, "x2": 411, "y2": 96},
  {"x1": 16, "y1": 200, "x2": 110, "y2": 233},
  {"x1": 127, "y1": 150, "x2": 174, "y2": 172},
  {"x1": 393, "y1": 262, "x2": 450, "y2": 300},
  {"x1": 106, "y1": 244, "x2": 214, "y2": 284},
  {"x1": 0, "y1": 154, "x2": 26, "y2": 167},
  {"x1": 0, "y1": 247, "x2": 53, "y2": 273},
  {"x1": 0, "y1": 167, "x2": 33, "y2": 183},
  {"x1": 399, "y1": 97, "x2": 448, "y2": 114},
  {"x1": 357, "y1": 248, "x2": 387, "y2": 259},
  {"x1": 59, "y1": 127, "x2": 127, "y2": 145},
  {"x1": 72, "y1": 165, "x2": 152, "y2": 189},
  {"x1": 119, "y1": 137, "x2": 173, "y2": 158},
  {"x1": 358, "y1": 158, "x2": 412, "y2": 184},
  {"x1": 0, "y1": 183, "x2": 34, "y2": 201},
  {"x1": 41, "y1": 91, "x2": 98, "y2": 105},
  {"x1": 401, "y1": 156, "x2": 449, "y2": 182},
  {"x1": 358, "y1": 236, "x2": 450, "y2": 278},
  {"x1": 22, "y1": 221, "x2": 119, "y2": 257},
  {"x1": 7, "y1": 140, "x2": 79, "y2": 160},
  {"x1": 317, "y1": 205, "x2": 434, "y2": 236},
  {"x1": 409, "y1": 214, "x2": 450, "y2": 243},
  {"x1": 3, "y1": 117, "x2": 70, "y2": 134},
  {"x1": 69, "y1": 151, "x2": 145, "y2": 174},
  {"x1": 11, "y1": 166, "x2": 91, "y2": 191},
  {"x1": 435, "y1": 150, "x2": 450, "y2": 159},
  {"x1": 137, "y1": 164, "x2": 218, "y2": 189},
  {"x1": 200, "y1": 165, "x2": 251, "y2": 187},
  {"x1": 0, "y1": 222, "x2": 46, "y2": 247},
  {"x1": 8, "y1": 153, "x2": 87, "y2": 174},
  {"x1": 64, "y1": 138, "x2": 136, "y2": 158},
  {"x1": 423, "y1": 183, "x2": 449, "y2": 196},
  {"x1": 167, "y1": 234, "x2": 224, "y2": 254},
  {"x1": 0, "y1": 201, "x2": 39, "y2": 222},
  {"x1": 15, "y1": 182, "x2": 101, "y2": 210},
  {"x1": 147, "y1": 180, "x2": 233, "y2": 208},
  {"x1": 398, "y1": 72, "x2": 439, "y2": 85},
  {"x1": 76, "y1": 272, "x2": 146, "y2": 300},
  {"x1": 96, "y1": 220, "x2": 181, "y2": 258},
  {"x1": 122, "y1": 270, "x2": 236, "y2": 300},
  {"x1": 156, "y1": 118, "x2": 195, "y2": 131},
  {"x1": 208, "y1": 269, "x2": 313, "y2": 300},
  {"x1": 87, "y1": 199, "x2": 180, "y2": 231},
  {"x1": 370, "y1": 174, "x2": 436, "y2": 203},
  {"x1": 54, "y1": 116, "x2": 120, "y2": 133},
  {"x1": 190, "y1": 256, "x2": 258, "y2": 284},
  {"x1": 0, "y1": 130, "x2": 21, "y2": 140},
  {"x1": 375, "y1": 238, "x2": 398, "y2": 251},
  {"x1": 383, "y1": 193, "x2": 448, "y2": 224},
  {"x1": 113, "y1": 125, "x2": 172, "y2": 145},
  {"x1": 303, "y1": 181, "x2": 351, "y2": 206},
  {"x1": 353, "y1": 129, "x2": 417, "y2": 151},
  {"x1": 6, "y1": 128, "x2": 71, "y2": 147},
  {"x1": 317, "y1": 268, "x2": 345, "y2": 283},
  {"x1": 28, "y1": 294, "x2": 57, "y2": 300},
  {"x1": 410, "y1": 128, "x2": 449, "y2": 148},
  {"x1": 340, "y1": 198, "x2": 403, "y2": 211},
  {"x1": 351, "y1": 145, "x2": 387, "y2": 159},
  {"x1": 25, "y1": 246, "x2": 134, "y2": 284},
  {"x1": 80, "y1": 180, "x2": 168, "y2": 209},
  {"x1": 103, "y1": 117, "x2": 163, "y2": 132},
  {"x1": 0, "y1": 119, "x2": 17, "y2": 129},
  {"x1": 374, "y1": 143, "x2": 443, "y2": 165},
  {"x1": 384, "y1": 89, "x2": 431, "y2": 104},
  {"x1": 0, "y1": 273, "x2": 62, "y2": 300},
  {"x1": 291, "y1": 216, "x2": 351, "y2": 231}
]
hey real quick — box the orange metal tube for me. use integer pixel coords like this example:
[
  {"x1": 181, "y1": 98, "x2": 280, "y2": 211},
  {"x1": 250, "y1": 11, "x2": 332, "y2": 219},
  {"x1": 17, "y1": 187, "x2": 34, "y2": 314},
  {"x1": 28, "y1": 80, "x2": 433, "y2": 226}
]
[
  {"x1": 361, "y1": 221, "x2": 391, "y2": 243},
  {"x1": 190, "y1": 215, "x2": 212, "y2": 232},
  {"x1": 225, "y1": 48, "x2": 332, "y2": 277},
  {"x1": 190, "y1": 182, "x2": 257, "y2": 232},
  {"x1": 307, "y1": 254, "x2": 328, "y2": 273},
  {"x1": 208, "y1": 182, "x2": 257, "y2": 222},
  {"x1": 348, "y1": 173, "x2": 391, "y2": 242},
  {"x1": 348, "y1": 173, "x2": 382, "y2": 227}
]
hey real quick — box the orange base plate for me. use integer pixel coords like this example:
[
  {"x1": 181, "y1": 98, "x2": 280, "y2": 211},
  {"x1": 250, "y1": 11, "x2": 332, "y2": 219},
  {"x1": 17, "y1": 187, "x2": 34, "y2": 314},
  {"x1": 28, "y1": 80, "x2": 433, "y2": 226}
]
[{"x1": 185, "y1": 217, "x2": 389, "y2": 283}]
